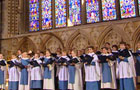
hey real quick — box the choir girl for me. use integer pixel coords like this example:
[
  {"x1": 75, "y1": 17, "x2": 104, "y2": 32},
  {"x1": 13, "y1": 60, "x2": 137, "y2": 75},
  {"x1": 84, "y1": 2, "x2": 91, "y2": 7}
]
[
  {"x1": 8, "y1": 54, "x2": 19, "y2": 90},
  {"x1": 0, "y1": 54, "x2": 6, "y2": 90}
]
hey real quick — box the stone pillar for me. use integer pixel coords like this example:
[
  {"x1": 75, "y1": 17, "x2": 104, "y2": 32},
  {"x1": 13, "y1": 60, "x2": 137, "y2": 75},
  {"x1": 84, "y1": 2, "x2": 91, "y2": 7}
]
[
  {"x1": 81, "y1": 0, "x2": 86, "y2": 24},
  {"x1": 52, "y1": 0, "x2": 55, "y2": 29},
  {"x1": 116, "y1": 0, "x2": 121, "y2": 20}
]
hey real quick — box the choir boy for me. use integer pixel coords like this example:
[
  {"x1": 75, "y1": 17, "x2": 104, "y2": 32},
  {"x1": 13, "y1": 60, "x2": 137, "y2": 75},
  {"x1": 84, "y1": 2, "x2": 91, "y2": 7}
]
[
  {"x1": 30, "y1": 53, "x2": 43, "y2": 90},
  {"x1": 99, "y1": 47, "x2": 117, "y2": 89},
  {"x1": 57, "y1": 50, "x2": 69, "y2": 90},
  {"x1": 43, "y1": 49, "x2": 55, "y2": 90},
  {"x1": 84, "y1": 46, "x2": 100, "y2": 90},
  {"x1": 116, "y1": 42, "x2": 135, "y2": 90},
  {"x1": 0, "y1": 54, "x2": 6, "y2": 90},
  {"x1": 8, "y1": 54, "x2": 19, "y2": 90},
  {"x1": 67, "y1": 50, "x2": 83, "y2": 90},
  {"x1": 19, "y1": 52, "x2": 31, "y2": 90},
  {"x1": 135, "y1": 42, "x2": 140, "y2": 83}
]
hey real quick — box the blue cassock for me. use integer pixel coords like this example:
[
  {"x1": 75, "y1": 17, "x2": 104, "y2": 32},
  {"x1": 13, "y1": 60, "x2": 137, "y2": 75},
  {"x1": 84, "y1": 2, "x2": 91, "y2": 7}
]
[
  {"x1": 136, "y1": 50, "x2": 140, "y2": 76},
  {"x1": 20, "y1": 59, "x2": 30, "y2": 85},
  {"x1": 44, "y1": 58, "x2": 52, "y2": 79},
  {"x1": 0, "y1": 69, "x2": 4, "y2": 85},
  {"x1": 68, "y1": 65, "x2": 76, "y2": 84},
  {"x1": 0, "y1": 60, "x2": 6, "y2": 85},
  {"x1": 100, "y1": 55, "x2": 112, "y2": 83}
]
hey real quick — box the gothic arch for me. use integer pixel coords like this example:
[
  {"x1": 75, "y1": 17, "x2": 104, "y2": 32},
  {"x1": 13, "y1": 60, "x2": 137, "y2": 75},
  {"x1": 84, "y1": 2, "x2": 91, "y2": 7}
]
[
  {"x1": 40, "y1": 33, "x2": 64, "y2": 52},
  {"x1": 97, "y1": 25, "x2": 129, "y2": 48},
  {"x1": 132, "y1": 25, "x2": 140, "y2": 50},
  {"x1": 17, "y1": 37, "x2": 37, "y2": 52},
  {"x1": 66, "y1": 30, "x2": 93, "y2": 50}
]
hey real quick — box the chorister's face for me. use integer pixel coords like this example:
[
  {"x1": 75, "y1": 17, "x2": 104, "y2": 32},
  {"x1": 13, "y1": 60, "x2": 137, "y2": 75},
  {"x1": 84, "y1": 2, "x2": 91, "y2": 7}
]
[
  {"x1": 17, "y1": 50, "x2": 22, "y2": 55},
  {"x1": 0, "y1": 54, "x2": 3, "y2": 59},
  {"x1": 112, "y1": 47, "x2": 117, "y2": 51},
  {"x1": 88, "y1": 48, "x2": 93, "y2": 53},
  {"x1": 81, "y1": 49, "x2": 85, "y2": 54},
  {"x1": 105, "y1": 44, "x2": 110, "y2": 48},
  {"x1": 40, "y1": 53, "x2": 44, "y2": 56},
  {"x1": 56, "y1": 52, "x2": 61, "y2": 56},
  {"x1": 46, "y1": 51, "x2": 51, "y2": 57},
  {"x1": 120, "y1": 44, "x2": 126, "y2": 49},
  {"x1": 34, "y1": 54, "x2": 39, "y2": 58},
  {"x1": 102, "y1": 48, "x2": 108, "y2": 54},
  {"x1": 12, "y1": 55, "x2": 16, "y2": 59},
  {"x1": 77, "y1": 50, "x2": 81, "y2": 56},
  {"x1": 108, "y1": 49, "x2": 112, "y2": 53},
  {"x1": 137, "y1": 43, "x2": 140, "y2": 49},
  {"x1": 22, "y1": 52, "x2": 28, "y2": 58},
  {"x1": 62, "y1": 52, "x2": 66, "y2": 56},
  {"x1": 71, "y1": 51, "x2": 76, "y2": 57}
]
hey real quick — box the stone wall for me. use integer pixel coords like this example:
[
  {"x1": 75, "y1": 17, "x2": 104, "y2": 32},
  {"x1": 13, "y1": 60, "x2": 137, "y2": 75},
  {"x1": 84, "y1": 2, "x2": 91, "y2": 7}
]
[
  {"x1": 1, "y1": 0, "x2": 140, "y2": 59},
  {"x1": 1, "y1": 18, "x2": 140, "y2": 59}
]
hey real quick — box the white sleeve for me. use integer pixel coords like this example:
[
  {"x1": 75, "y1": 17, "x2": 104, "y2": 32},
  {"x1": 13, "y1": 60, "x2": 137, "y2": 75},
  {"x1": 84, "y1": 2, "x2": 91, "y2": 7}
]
[{"x1": 93, "y1": 55, "x2": 99, "y2": 62}]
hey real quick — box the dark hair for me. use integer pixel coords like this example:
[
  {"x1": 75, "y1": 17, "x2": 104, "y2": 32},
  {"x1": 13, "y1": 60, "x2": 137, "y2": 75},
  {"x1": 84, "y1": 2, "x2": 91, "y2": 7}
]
[
  {"x1": 71, "y1": 50, "x2": 78, "y2": 56},
  {"x1": 12, "y1": 53, "x2": 17, "y2": 58},
  {"x1": 105, "y1": 42, "x2": 110, "y2": 45},
  {"x1": 46, "y1": 49, "x2": 51, "y2": 54},
  {"x1": 120, "y1": 42, "x2": 126, "y2": 46},
  {"x1": 101, "y1": 47, "x2": 108, "y2": 50},
  {"x1": 126, "y1": 44, "x2": 131, "y2": 47},
  {"x1": 108, "y1": 48, "x2": 112, "y2": 52},
  {"x1": 40, "y1": 51, "x2": 44, "y2": 54},
  {"x1": 112, "y1": 45, "x2": 118, "y2": 50},
  {"x1": 87, "y1": 46, "x2": 94, "y2": 50}
]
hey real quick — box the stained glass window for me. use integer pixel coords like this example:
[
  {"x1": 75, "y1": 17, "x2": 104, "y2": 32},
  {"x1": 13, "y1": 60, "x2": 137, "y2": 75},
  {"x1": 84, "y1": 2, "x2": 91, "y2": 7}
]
[
  {"x1": 69, "y1": 0, "x2": 81, "y2": 26},
  {"x1": 102, "y1": 0, "x2": 117, "y2": 21},
  {"x1": 55, "y1": 0, "x2": 67, "y2": 28},
  {"x1": 120, "y1": 0, "x2": 136, "y2": 18},
  {"x1": 29, "y1": 0, "x2": 39, "y2": 31},
  {"x1": 86, "y1": 0, "x2": 100, "y2": 23},
  {"x1": 42, "y1": 0, "x2": 52, "y2": 30}
]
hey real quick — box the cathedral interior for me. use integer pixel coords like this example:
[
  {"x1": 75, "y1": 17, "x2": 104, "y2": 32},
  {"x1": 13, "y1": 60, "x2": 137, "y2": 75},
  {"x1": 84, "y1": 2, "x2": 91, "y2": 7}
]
[
  {"x1": 0, "y1": 0, "x2": 140, "y2": 90},
  {"x1": 0, "y1": 0, "x2": 140, "y2": 60}
]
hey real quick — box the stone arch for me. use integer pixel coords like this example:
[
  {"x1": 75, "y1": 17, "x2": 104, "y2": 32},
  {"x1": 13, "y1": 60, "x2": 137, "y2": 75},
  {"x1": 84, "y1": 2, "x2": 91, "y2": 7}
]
[
  {"x1": 17, "y1": 37, "x2": 37, "y2": 52},
  {"x1": 40, "y1": 33, "x2": 64, "y2": 53},
  {"x1": 97, "y1": 25, "x2": 129, "y2": 49},
  {"x1": 132, "y1": 25, "x2": 140, "y2": 50},
  {"x1": 66, "y1": 30, "x2": 93, "y2": 50}
]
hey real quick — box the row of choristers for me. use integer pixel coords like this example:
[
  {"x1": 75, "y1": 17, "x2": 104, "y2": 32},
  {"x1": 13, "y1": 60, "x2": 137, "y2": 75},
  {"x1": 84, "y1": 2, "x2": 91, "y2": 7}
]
[{"x1": 0, "y1": 42, "x2": 140, "y2": 90}]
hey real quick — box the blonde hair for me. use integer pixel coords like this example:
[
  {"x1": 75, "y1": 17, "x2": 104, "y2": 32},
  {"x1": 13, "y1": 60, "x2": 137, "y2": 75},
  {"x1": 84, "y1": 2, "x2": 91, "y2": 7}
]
[
  {"x1": 71, "y1": 50, "x2": 78, "y2": 56},
  {"x1": 46, "y1": 49, "x2": 51, "y2": 54}
]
